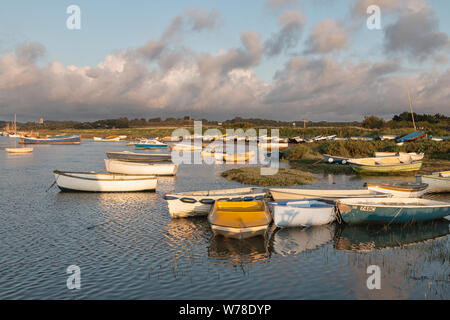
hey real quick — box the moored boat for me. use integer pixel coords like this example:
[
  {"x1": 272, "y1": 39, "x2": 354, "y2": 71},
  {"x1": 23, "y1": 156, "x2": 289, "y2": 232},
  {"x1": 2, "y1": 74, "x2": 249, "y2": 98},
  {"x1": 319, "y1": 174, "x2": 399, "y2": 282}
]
[
  {"x1": 268, "y1": 200, "x2": 336, "y2": 228},
  {"x1": 104, "y1": 159, "x2": 178, "y2": 176},
  {"x1": 20, "y1": 134, "x2": 81, "y2": 144},
  {"x1": 106, "y1": 151, "x2": 171, "y2": 162},
  {"x1": 420, "y1": 171, "x2": 450, "y2": 193},
  {"x1": 93, "y1": 136, "x2": 120, "y2": 142},
  {"x1": 365, "y1": 182, "x2": 428, "y2": 198},
  {"x1": 374, "y1": 152, "x2": 424, "y2": 161},
  {"x1": 336, "y1": 198, "x2": 450, "y2": 224},
  {"x1": 134, "y1": 139, "x2": 168, "y2": 149},
  {"x1": 164, "y1": 187, "x2": 267, "y2": 218},
  {"x1": 269, "y1": 188, "x2": 387, "y2": 201},
  {"x1": 5, "y1": 147, "x2": 33, "y2": 153},
  {"x1": 348, "y1": 157, "x2": 422, "y2": 174},
  {"x1": 208, "y1": 201, "x2": 272, "y2": 239},
  {"x1": 323, "y1": 154, "x2": 349, "y2": 164},
  {"x1": 53, "y1": 170, "x2": 157, "y2": 192},
  {"x1": 170, "y1": 143, "x2": 202, "y2": 151},
  {"x1": 396, "y1": 131, "x2": 425, "y2": 143}
]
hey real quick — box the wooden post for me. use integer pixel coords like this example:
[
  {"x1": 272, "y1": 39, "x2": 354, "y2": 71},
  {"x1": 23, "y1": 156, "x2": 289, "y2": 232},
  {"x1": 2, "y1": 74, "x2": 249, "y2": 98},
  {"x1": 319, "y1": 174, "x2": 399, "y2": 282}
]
[{"x1": 303, "y1": 118, "x2": 307, "y2": 129}]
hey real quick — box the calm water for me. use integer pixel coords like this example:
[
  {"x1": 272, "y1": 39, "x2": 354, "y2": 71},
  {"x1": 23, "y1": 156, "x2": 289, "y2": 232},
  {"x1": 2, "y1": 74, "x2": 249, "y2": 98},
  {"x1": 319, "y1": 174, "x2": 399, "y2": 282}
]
[{"x1": 0, "y1": 137, "x2": 449, "y2": 299}]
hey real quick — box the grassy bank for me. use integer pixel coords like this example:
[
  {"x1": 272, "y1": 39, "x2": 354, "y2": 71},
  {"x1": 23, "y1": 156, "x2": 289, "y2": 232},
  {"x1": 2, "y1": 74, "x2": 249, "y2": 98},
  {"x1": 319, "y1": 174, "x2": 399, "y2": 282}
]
[
  {"x1": 220, "y1": 167, "x2": 318, "y2": 186},
  {"x1": 283, "y1": 140, "x2": 450, "y2": 161}
]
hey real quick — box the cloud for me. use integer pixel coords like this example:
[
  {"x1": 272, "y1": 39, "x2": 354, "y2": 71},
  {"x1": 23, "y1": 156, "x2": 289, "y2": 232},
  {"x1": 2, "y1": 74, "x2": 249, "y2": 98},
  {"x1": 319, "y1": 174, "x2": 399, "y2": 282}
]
[
  {"x1": 15, "y1": 42, "x2": 46, "y2": 64},
  {"x1": 350, "y1": 0, "x2": 401, "y2": 17},
  {"x1": 264, "y1": 10, "x2": 306, "y2": 56},
  {"x1": 303, "y1": 19, "x2": 348, "y2": 54},
  {"x1": 383, "y1": 6, "x2": 449, "y2": 62},
  {"x1": 185, "y1": 8, "x2": 221, "y2": 31}
]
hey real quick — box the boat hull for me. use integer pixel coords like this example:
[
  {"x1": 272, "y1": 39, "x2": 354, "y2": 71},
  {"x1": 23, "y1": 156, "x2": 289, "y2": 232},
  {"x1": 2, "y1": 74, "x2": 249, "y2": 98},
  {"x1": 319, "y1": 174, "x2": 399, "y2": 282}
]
[
  {"x1": 337, "y1": 198, "x2": 450, "y2": 224},
  {"x1": 323, "y1": 154, "x2": 349, "y2": 164},
  {"x1": 106, "y1": 152, "x2": 171, "y2": 162},
  {"x1": 349, "y1": 161, "x2": 422, "y2": 173},
  {"x1": 5, "y1": 148, "x2": 33, "y2": 153},
  {"x1": 421, "y1": 175, "x2": 450, "y2": 193},
  {"x1": 269, "y1": 188, "x2": 387, "y2": 201},
  {"x1": 164, "y1": 187, "x2": 266, "y2": 218},
  {"x1": 21, "y1": 135, "x2": 81, "y2": 144},
  {"x1": 208, "y1": 201, "x2": 272, "y2": 239},
  {"x1": 269, "y1": 200, "x2": 335, "y2": 227},
  {"x1": 135, "y1": 144, "x2": 168, "y2": 149},
  {"x1": 366, "y1": 183, "x2": 428, "y2": 198},
  {"x1": 105, "y1": 159, "x2": 178, "y2": 176},
  {"x1": 54, "y1": 171, "x2": 157, "y2": 192}
]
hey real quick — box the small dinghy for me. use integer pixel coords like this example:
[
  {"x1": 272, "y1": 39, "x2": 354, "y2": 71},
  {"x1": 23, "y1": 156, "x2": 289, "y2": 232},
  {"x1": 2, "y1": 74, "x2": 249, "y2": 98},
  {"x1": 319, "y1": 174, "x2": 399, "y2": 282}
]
[
  {"x1": 93, "y1": 136, "x2": 120, "y2": 142},
  {"x1": 336, "y1": 198, "x2": 450, "y2": 224},
  {"x1": 134, "y1": 139, "x2": 168, "y2": 149},
  {"x1": 164, "y1": 187, "x2": 267, "y2": 218},
  {"x1": 269, "y1": 188, "x2": 387, "y2": 201},
  {"x1": 323, "y1": 154, "x2": 349, "y2": 164},
  {"x1": 374, "y1": 152, "x2": 424, "y2": 161},
  {"x1": 420, "y1": 171, "x2": 450, "y2": 193},
  {"x1": 269, "y1": 200, "x2": 336, "y2": 228},
  {"x1": 106, "y1": 151, "x2": 171, "y2": 162},
  {"x1": 104, "y1": 159, "x2": 178, "y2": 176},
  {"x1": 348, "y1": 157, "x2": 422, "y2": 173},
  {"x1": 365, "y1": 182, "x2": 428, "y2": 198},
  {"x1": 170, "y1": 143, "x2": 202, "y2": 151},
  {"x1": 21, "y1": 134, "x2": 81, "y2": 145},
  {"x1": 53, "y1": 171, "x2": 157, "y2": 192},
  {"x1": 208, "y1": 201, "x2": 272, "y2": 239},
  {"x1": 5, "y1": 147, "x2": 33, "y2": 153}
]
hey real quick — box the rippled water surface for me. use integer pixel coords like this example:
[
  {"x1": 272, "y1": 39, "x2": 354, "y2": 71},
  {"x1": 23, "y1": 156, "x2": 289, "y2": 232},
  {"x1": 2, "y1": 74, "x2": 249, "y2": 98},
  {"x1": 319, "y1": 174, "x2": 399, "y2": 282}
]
[{"x1": 0, "y1": 137, "x2": 449, "y2": 299}]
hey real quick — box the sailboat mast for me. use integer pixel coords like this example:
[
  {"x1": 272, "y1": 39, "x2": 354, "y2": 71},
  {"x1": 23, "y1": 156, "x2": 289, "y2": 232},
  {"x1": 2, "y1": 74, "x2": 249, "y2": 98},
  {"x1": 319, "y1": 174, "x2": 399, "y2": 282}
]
[
  {"x1": 14, "y1": 113, "x2": 17, "y2": 133},
  {"x1": 407, "y1": 88, "x2": 416, "y2": 131}
]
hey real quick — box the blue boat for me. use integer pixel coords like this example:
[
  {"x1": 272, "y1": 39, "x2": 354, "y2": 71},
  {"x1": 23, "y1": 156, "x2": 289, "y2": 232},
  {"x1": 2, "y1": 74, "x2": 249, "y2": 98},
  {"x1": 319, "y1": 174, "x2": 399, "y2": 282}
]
[
  {"x1": 396, "y1": 131, "x2": 424, "y2": 143},
  {"x1": 323, "y1": 154, "x2": 349, "y2": 164},
  {"x1": 21, "y1": 134, "x2": 81, "y2": 144},
  {"x1": 336, "y1": 198, "x2": 450, "y2": 224}
]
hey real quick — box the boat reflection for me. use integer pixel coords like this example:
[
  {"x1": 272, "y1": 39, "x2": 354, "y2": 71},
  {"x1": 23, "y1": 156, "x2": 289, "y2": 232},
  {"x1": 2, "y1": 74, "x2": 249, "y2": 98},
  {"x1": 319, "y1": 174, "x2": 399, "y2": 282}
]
[
  {"x1": 270, "y1": 224, "x2": 336, "y2": 256},
  {"x1": 334, "y1": 219, "x2": 450, "y2": 252},
  {"x1": 166, "y1": 217, "x2": 212, "y2": 248},
  {"x1": 208, "y1": 236, "x2": 270, "y2": 266}
]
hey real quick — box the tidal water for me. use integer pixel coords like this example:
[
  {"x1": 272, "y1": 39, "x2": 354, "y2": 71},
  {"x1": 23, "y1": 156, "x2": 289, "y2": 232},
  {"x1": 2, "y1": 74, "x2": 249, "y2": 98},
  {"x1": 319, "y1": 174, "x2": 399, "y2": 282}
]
[{"x1": 0, "y1": 137, "x2": 448, "y2": 299}]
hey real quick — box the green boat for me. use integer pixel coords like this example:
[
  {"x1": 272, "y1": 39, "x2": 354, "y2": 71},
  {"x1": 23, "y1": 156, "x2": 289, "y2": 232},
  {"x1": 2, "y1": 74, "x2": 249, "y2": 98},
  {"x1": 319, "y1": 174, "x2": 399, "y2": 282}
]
[
  {"x1": 336, "y1": 198, "x2": 450, "y2": 224},
  {"x1": 348, "y1": 156, "x2": 422, "y2": 174}
]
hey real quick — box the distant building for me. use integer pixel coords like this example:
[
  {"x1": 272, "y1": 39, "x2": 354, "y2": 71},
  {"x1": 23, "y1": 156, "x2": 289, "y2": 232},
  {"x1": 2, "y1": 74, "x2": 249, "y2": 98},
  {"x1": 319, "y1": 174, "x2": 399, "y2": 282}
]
[
  {"x1": 218, "y1": 122, "x2": 222, "y2": 126},
  {"x1": 39, "y1": 118, "x2": 44, "y2": 124}
]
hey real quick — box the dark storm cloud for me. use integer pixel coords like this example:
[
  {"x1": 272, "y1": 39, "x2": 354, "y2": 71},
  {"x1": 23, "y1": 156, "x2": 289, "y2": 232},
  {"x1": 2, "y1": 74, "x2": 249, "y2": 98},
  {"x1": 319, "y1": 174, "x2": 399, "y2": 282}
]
[
  {"x1": 264, "y1": 10, "x2": 306, "y2": 56},
  {"x1": 384, "y1": 7, "x2": 449, "y2": 61}
]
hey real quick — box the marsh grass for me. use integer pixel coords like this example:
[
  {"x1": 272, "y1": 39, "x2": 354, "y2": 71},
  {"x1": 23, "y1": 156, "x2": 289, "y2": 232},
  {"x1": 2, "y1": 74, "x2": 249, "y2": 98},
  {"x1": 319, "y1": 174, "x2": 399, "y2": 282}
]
[{"x1": 220, "y1": 167, "x2": 318, "y2": 186}]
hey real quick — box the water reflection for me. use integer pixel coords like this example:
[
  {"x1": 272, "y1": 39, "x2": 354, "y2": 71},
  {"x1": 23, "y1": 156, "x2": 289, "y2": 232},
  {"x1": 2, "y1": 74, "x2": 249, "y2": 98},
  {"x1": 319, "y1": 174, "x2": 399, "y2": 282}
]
[
  {"x1": 208, "y1": 236, "x2": 270, "y2": 267},
  {"x1": 270, "y1": 224, "x2": 336, "y2": 256},
  {"x1": 334, "y1": 219, "x2": 450, "y2": 252}
]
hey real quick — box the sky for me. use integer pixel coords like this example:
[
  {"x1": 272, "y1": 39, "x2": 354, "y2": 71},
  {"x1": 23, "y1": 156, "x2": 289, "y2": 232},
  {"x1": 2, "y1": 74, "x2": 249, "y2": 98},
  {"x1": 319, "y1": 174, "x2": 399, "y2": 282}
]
[{"x1": 0, "y1": 0, "x2": 449, "y2": 122}]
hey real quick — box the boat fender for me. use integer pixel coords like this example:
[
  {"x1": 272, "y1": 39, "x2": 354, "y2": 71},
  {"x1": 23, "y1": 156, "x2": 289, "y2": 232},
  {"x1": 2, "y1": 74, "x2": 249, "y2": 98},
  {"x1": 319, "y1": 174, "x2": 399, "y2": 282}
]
[
  {"x1": 243, "y1": 196, "x2": 254, "y2": 201},
  {"x1": 229, "y1": 197, "x2": 243, "y2": 202},
  {"x1": 341, "y1": 160, "x2": 347, "y2": 164},
  {"x1": 255, "y1": 195, "x2": 265, "y2": 200},
  {"x1": 217, "y1": 198, "x2": 230, "y2": 202},
  {"x1": 180, "y1": 197, "x2": 197, "y2": 203},
  {"x1": 328, "y1": 158, "x2": 334, "y2": 163},
  {"x1": 163, "y1": 195, "x2": 179, "y2": 200},
  {"x1": 199, "y1": 199, "x2": 215, "y2": 204}
]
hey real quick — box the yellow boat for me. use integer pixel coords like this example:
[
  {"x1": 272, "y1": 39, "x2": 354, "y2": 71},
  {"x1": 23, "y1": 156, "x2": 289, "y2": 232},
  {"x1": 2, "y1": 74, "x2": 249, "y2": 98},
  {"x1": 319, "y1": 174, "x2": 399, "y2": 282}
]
[
  {"x1": 5, "y1": 147, "x2": 33, "y2": 153},
  {"x1": 208, "y1": 201, "x2": 272, "y2": 239}
]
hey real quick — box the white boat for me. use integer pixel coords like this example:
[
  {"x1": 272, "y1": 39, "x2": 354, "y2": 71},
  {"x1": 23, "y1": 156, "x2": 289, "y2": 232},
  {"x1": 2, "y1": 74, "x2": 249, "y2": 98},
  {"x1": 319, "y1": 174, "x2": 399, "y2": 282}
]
[
  {"x1": 258, "y1": 142, "x2": 289, "y2": 150},
  {"x1": 104, "y1": 159, "x2": 178, "y2": 176},
  {"x1": 420, "y1": 171, "x2": 450, "y2": 193},
  {"x1": 365, "y1": 182, "x2": 428, "y2": 198},
  {"x1": 374, "y1": 152, "x2": 424, "y2": 161},
  {"x1": 271, "y1": 224, "x2": 336, "y2": 256},
  {"x1": 378, "y1": 134, "x2": 397, "y2": 140},
  {"x1": 170, "y1": 143, "x2": 203, "y2": 151},
  {"x1": 53, "y1": 171, "x2": 157, "y2": 192},
  {"x1": 268, "y1": 200, "x2": 336, "y2": 228},
  {"x1": 93, "y1": 136, "x2": 121, "y2": 142},
  {"x1": 5, "y1": 147, "x2": 33, "y2": 153},
  {"x1": 163, "y1": 187, "x2": 266, "y2": 218},
  {"x1": 269, "y1": 188, "x2": 388, "y2": 201}
]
